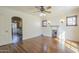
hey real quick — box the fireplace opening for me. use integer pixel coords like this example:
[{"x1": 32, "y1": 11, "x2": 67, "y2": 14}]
[{"x1": 52, "y1": 30, "x2": 57, "y2": 38}]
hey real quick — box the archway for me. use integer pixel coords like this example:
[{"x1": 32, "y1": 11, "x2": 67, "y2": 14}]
[{"x1": 11, "y1": 16, "x2": 23, "y2": 45}]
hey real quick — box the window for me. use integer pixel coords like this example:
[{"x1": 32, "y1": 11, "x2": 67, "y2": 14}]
[
  {"x1": 66, "y1": 15, "x2": 77, "y2": 26},
  {"x1": 42, "y1": 20, "x2": 47, "y2": 27}
]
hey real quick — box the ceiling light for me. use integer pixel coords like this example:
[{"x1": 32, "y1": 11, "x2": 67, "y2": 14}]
[{"x1": 40, "y1": 12, "x2": 46, "y2": 16}]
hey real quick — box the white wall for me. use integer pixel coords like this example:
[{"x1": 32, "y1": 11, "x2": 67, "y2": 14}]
[
  {"x1": 65, "y1": 13, "x2": 79, "y2": 41},
  {"x1": 0, "y1": 6, "x2": 79, "y2": 46},
  {"x1": 58, "y1": 11, "x2": 79, "y2": 42},
  {"x1": 0, "y1": 7, "x2": 41, "y2": 46},
  {"x1": 41, "y1": 12, "x2": 60, "y2": 37},
  {"x1": 42, "y1": 6, "x2": 79, "y2": 42}
]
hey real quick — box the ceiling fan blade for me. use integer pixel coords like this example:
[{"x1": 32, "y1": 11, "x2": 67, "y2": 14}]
[
  {"x1": 34, "y1": 6, "x2": 51, "y2": 14},
  {"x1": 32, "y1": 10, "x2": 41, "y2": 13},
  {"x1": 45, "y1": 11, "x2": 51, "y2": 13}
]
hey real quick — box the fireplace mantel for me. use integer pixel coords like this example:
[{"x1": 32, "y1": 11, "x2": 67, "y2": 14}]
[{"x1": 48, "y1": 25, "x2": 59, "y2": 28}]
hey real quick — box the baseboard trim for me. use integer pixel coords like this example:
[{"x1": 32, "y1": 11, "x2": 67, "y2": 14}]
[{"x1": 0, "y1": 35, "x2": 41, "y2": 47}]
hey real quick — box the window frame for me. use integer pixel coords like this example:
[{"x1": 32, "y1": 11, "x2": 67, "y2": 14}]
[
  {"x1": 66, "y1": 15, "x2": 77, "y2": 26},
  {"x1": 42, "y1": 20, "x2": 47, "y2": 27}
]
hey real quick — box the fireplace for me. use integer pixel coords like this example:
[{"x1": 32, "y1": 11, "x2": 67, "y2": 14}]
[{"x1": 52, "y1": 30, "x2": 57, "y2": 38}]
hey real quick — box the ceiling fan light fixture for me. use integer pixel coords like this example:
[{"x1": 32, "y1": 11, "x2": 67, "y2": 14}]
[{"x1": 40, "y1": 12, "x2": 46, "y2": 16}]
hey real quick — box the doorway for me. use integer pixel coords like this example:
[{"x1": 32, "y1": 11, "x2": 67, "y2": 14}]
[{"x1": 11, "y1": 16, "x2": 23, "y2": 45}]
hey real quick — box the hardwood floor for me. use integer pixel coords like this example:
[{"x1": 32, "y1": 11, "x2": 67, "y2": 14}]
[{"x1": 0, "y1": 36, "x2": 78, "y2": 53}]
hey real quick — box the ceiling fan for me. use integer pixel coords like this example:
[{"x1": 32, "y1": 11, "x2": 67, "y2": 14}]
[{"x1": 33, "y1": 6, "x2": 52, "y2": 13}]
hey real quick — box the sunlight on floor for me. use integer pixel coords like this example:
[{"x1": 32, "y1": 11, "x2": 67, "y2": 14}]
[{"x1": 65, "y1": 43, "x2": 79, "y2": 53}]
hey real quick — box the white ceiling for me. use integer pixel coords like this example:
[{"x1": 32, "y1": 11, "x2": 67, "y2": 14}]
[
  {"x1": 3, "y1": 6, "x2": 36, "y2": 13},
  {"x1": 3, "y1": 6, "x2": 79, "y2": 13},
  {"x1": 2, "y1": 6, "x2": 79, "y2": 16}
]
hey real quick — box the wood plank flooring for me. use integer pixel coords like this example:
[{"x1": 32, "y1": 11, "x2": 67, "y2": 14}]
[{"x1": 0, "y1": 36, "x2": 78, "y2": 53}]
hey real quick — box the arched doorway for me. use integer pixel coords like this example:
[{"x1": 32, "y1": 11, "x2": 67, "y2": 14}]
[{"x1": 11, "y1": 16, "x2": 23, "y2": 45}]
